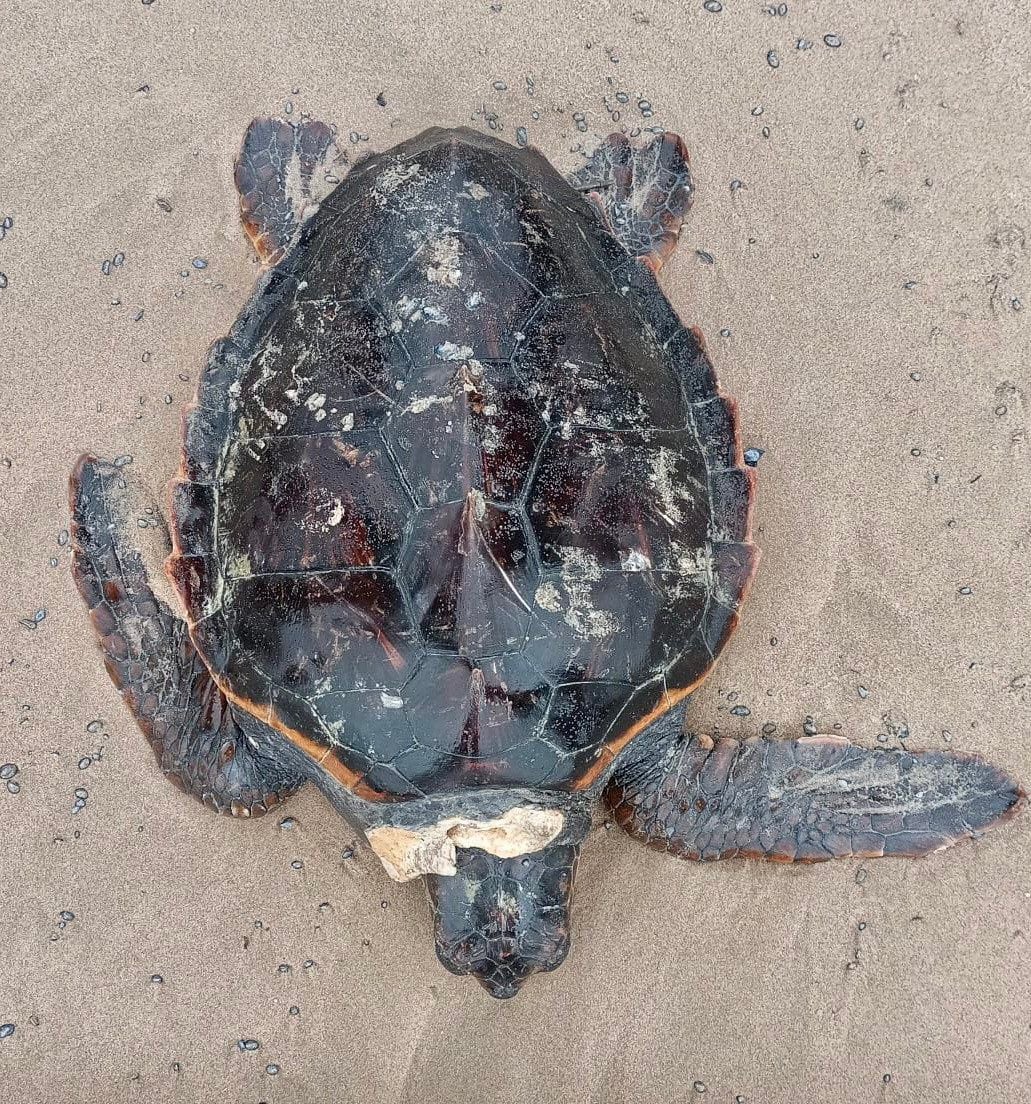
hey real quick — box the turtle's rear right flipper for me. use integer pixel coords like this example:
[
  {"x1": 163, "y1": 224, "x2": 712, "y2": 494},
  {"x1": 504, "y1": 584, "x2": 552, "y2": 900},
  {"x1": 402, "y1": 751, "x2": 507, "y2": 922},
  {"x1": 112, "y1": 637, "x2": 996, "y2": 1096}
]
[
  {"x1": 604, "y1": 707, "x2": 1024, "y2": 862},
  {"x1": 69, "y1": 455, "x2": 308, "y2": 816},
  {"x1": 235, "y1": 116, "x2": 343, "y2": 264}
]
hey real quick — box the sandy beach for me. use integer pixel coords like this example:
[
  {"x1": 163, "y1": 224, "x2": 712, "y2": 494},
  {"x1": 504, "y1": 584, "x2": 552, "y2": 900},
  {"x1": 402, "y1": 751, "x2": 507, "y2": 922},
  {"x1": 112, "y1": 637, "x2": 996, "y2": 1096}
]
[{"x1": 1, "y1": 2, "x2": 1028, "y2": 1101}]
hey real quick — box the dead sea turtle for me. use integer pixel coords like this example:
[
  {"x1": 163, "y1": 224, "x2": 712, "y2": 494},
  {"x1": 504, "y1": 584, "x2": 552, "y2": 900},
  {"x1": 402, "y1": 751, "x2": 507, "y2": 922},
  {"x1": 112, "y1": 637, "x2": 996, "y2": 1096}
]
[{"x1": 70, "y1": 120, "x2": 1024, "y2": 999}]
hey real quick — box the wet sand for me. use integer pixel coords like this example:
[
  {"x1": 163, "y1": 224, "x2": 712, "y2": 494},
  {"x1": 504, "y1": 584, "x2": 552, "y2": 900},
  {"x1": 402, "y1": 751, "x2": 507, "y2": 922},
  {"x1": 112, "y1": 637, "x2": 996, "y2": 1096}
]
[{"x1": 1, "y1": 2, "x2": 1029, "y2": 1101}]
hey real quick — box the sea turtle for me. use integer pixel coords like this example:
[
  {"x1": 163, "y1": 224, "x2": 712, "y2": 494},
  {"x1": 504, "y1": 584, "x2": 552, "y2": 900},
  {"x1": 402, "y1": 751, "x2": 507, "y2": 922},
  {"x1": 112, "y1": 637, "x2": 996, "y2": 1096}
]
[{"x1": 69, "y1": 119, "x2": 1024, "y2": 999}]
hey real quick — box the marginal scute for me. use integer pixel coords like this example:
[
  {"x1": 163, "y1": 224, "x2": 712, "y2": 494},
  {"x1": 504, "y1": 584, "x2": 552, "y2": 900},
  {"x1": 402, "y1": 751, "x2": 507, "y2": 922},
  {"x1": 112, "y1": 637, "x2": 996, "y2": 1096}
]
[
  {"x1": 165, "y1": 553, "x2": 218, "y2": 622},
  {"x1": 665, "y1": 325, "x2": 718, "y2": 402},
  {"x1": 172, "y1": 126, "x2": 757, "y2": 800},
  {"x1": 708, "y1": 468, "x2": 755, "y2": 543},
  {"x1": 710, "y1": 541, "x2": 760, "y2": 610},
  {"x1": 169, "y1": 480, "x2": 215, "y2": 555},
  {"x1": 692, "y1": 395, "x2": 742, "y2": 471}
]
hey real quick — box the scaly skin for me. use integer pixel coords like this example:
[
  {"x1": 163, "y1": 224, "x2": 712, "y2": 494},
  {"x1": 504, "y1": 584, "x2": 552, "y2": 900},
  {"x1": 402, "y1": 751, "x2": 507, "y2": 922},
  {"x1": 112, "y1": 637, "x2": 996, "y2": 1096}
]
[
  {"x1": 70, "y1": 455, "x2": 310, "y2": 816},
  {"x1": 605, "y1": 706, "x2": 1026, "y2": 862},
  {"x1": 425, "y1": 843, "x2": 579, "y2": 998}
]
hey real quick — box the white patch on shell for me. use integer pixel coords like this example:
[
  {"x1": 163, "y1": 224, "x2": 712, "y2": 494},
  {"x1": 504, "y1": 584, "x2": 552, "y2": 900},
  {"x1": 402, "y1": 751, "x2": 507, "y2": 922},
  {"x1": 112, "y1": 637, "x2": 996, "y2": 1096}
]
[
  {"x1": 673, "y1": 542, "x2": 716, "y2": 581},
  {"x1": 394, "y1": 294, "x2": 449, "y2": 327},
  {"x1": 558, "y1": 548, "x2": 619, "y2": 639},
  {"x1": 406, "y1": 393, "x2": 454, "y2": 415},
  {"x1": 461, "y1": 180, "x2": 490, "y2": 201},
  {"x1": 648, "y1": 446, "x2": 693, "y2": 525},
  {"x1": 620, "y1": 549, "x2": 652, "y2": 572},
  {"x1": 223, "y1": 548, "x2": 254, "y2": 579},
  {"x1": 426, "y1": 235, "x2": 463, "y2": 287},
  {"x1": 467, "y1": 487, "x2": 487, "y2": 522},
  {"x1": 366, "y1": 806, "x2": 566, "y2": 882},
  {"x1": 375, "y1": 161, "x2": 423, "y2": 195},
  {"x1": 519, "y1": 215, "x2": 546, "y2": 245},
  {"x1": 534, "y1": 581, "x2": 563, "y2": 612},
  {"x1": 435, "y1": 341, "x2": 474, "y2": 361}
]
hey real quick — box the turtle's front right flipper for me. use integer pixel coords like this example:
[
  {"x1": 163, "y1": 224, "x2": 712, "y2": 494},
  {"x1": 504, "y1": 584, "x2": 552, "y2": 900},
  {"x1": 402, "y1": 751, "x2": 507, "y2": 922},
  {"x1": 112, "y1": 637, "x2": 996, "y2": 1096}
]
[
  {"x1": 604, "y1": 707, "x2": 1024, "y2": 862},
  {"x1": 69, "y1": 456, "x2": 309, "y2": 817}
]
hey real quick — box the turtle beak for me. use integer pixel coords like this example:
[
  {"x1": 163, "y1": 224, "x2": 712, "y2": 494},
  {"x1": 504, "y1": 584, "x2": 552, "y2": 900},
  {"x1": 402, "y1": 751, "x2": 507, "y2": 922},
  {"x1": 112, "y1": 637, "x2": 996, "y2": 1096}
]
[{"x1": 424, "y1": 843, "x2": 578, "y2": 998}]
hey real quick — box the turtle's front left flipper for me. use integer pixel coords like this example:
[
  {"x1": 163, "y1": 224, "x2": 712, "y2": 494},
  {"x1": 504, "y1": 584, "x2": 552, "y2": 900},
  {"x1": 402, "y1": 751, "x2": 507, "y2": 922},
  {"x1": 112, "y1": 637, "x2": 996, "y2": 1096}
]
[
  {"x1": 69, "y1": 456, "x2": 309, "y2": 817},
  {"x1": 604, "y1": 707, "x2": 1024, "y2": 862}
]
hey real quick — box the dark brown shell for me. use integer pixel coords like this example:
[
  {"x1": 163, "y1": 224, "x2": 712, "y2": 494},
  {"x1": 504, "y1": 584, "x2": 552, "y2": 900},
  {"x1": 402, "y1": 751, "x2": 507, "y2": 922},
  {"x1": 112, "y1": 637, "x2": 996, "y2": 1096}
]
[{"x1": 167, "y1": 127, "x2": 757, "y2": 801}]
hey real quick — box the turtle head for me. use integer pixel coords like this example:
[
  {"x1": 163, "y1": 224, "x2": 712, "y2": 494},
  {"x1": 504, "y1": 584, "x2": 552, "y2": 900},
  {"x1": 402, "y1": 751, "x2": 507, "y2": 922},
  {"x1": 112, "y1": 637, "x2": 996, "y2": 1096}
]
[{"x1": 425, "y1": 843, "x2": 578, "y2": 998}]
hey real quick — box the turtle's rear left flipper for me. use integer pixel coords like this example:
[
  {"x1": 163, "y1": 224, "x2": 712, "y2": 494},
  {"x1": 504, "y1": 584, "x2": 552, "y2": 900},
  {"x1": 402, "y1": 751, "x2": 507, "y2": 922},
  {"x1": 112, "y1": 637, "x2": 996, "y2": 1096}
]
[
  {"x1": 69, "y1": 455, "x2": 309, "y2": 817},
  {"x1": 567, "y1": 131, "x2": 693, "y2": 272},
  {"x1": 604, "y1": 707, "x2": 1024, "y2": 861}
]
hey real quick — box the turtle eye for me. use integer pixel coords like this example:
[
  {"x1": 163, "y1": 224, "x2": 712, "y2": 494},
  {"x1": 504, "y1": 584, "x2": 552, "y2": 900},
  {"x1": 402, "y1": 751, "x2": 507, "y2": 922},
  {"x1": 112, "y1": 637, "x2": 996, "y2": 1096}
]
[{"x1": 442, "y1": 931, "x2": 488, "y2": 971}]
